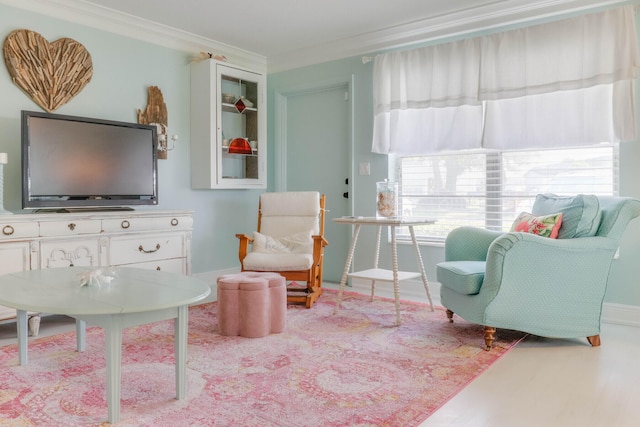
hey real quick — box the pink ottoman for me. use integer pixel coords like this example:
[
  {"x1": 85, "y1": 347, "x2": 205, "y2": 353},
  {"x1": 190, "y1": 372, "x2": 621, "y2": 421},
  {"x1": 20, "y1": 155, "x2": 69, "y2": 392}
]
[{"x1": 216, "y1": 272, "x2": 286, "y2": 338}]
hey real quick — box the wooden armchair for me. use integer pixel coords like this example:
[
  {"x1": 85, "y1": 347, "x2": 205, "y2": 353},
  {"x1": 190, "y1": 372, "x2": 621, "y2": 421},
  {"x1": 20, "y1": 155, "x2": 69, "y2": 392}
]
[{"x1": 236, "y1": 192, "x2": 328, "y2": 308}]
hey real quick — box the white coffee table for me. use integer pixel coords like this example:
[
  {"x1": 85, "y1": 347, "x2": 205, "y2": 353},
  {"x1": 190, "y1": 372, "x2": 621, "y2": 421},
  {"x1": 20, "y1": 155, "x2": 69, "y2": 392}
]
[{"x1": 0, "y1": 266, "x2": 210, "y2": 424}]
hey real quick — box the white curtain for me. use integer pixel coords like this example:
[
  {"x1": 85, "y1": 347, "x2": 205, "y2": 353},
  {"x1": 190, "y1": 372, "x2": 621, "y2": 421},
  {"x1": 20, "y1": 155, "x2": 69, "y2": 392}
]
[
  {"x1": 481, "y1": 6, "x2": 638, "y2": 148},
  {"x1": 482, "y1": 85, "x2": 616, "y2": 149},
  {"x1": 371, "y1": 38, "x2": 483, "y2": 154},
  {"x1": 371, "y1": 5, "x2": 639, "y2": 155}
]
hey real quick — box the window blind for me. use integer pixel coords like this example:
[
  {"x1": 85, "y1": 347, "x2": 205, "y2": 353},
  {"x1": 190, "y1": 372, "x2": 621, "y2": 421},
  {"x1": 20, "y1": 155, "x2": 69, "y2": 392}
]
[{"x1": 395, "y1": 144, "x2": 618, "y2": 242}]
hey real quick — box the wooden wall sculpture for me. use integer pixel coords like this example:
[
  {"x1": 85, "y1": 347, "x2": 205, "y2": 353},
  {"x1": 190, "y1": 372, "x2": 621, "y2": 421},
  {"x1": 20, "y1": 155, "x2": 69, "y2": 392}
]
[
  {"x1": 2, "y1": 29, "x2": 93, "y2": 113},
  {"x1": 138, "y1": 86, "x2": 169, "y2": 159}
]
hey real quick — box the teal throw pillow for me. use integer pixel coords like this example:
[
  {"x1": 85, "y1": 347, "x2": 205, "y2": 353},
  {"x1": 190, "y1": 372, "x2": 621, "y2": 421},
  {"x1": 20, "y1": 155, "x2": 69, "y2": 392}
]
[{"x1": 532, "y1": 194, "x2": 601, "y2": 238}]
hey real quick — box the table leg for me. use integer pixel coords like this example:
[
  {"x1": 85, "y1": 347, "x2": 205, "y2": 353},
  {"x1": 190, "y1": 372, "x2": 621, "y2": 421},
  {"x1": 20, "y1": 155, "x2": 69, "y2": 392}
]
[
  {"x1": 409, "y1": 226, "x2": 434, "y2": 311},
  {"x1": 16, "y1": 309, "x2": 28, "y2": 366},
  {"x1": 175, "y1": 305, "x2": 188, "y2": 399},
  {"x1": 105, "y1": 318, "x2": 123, "y2": 424},
  {"x1": 391, "y1": 225, "x2": 401, "y2": 326},
  {"x1": 334, "y1": 223, "x2": 362, "y2": 314},
  {"x1": 371, "y1": 225, "x2": 382, "y2": 301},
  {"x1": 76, "y1": 319, "x2": 87, "y2": 352}
]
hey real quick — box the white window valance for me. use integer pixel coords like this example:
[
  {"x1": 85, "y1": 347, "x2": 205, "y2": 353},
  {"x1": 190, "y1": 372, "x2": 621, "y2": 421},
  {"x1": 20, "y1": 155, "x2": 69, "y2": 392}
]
[
  {"x1": 373, "y1": 38, "x2": 481, "y2": 111},
  {"x1": 479, "y1": 6, "x2": 638, "y2": 99},
  {"x1": 482, "y1": 84, "x2": 618, "y2": 149},
  {"x1": 371, "y1": 5, "x2": 639, "y2": 155},
  {"x1": 372, "y1": 38, "x2": 483, "y2": 154}
]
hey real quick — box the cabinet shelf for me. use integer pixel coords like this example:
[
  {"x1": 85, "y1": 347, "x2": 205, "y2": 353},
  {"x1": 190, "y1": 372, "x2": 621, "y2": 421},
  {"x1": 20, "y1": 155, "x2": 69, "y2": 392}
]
[{"x1": 221, "y1": 146, "x2": 258, "y2": 155}]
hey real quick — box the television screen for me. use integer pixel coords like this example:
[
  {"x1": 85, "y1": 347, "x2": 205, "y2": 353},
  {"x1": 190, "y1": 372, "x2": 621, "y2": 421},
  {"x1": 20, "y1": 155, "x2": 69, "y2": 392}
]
[{"x1": 21, "y1": 110, "x2": 158, "y2": 210}]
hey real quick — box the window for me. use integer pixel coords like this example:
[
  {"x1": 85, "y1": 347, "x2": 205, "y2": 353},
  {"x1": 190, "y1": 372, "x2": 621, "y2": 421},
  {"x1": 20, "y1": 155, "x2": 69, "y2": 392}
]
[
  {"x1": 394, "y1": 144, "x2": 619, "y2": 243},
  {"x1": 372, "y1": 7, "x2": 638, "y2": 156},
  {"x1": 373, "y1": 6, "x2": 633, "y2": 244}
]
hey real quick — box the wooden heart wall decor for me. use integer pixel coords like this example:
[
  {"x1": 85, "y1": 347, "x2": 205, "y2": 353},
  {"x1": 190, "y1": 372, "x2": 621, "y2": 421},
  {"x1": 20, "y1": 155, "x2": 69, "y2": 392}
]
[{"x1": 2, "y1": 29, "x2": 93, "y2": 112}]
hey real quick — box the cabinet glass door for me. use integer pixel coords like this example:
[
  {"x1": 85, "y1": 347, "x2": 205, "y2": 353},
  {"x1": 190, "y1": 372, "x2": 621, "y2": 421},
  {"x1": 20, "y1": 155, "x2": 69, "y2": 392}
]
[{"x1": 218, "y1": 67, "x2": 261, "y2": 183}]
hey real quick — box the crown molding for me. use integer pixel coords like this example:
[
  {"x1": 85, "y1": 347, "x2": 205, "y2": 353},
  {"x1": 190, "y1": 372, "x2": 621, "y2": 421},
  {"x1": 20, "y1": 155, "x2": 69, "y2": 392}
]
[
  {"x1": 0, "y1": 0, "x2": 267, "y2": 73},
  {"x1": 267, "y1": 0, "x2": 633, "y2": 72},
  {"x1": 0, "y1": 0, "x2": 632, "y2": 74}
]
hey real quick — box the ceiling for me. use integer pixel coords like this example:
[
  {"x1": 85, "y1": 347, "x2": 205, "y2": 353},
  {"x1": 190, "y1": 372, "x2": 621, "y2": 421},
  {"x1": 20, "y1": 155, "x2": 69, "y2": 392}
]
[
  {"x1": 83, "y1": 0, "x2": 511, "y2": 58},
  {"x1": 3, "y1": 0, "x2": 631, "y2": 72}
]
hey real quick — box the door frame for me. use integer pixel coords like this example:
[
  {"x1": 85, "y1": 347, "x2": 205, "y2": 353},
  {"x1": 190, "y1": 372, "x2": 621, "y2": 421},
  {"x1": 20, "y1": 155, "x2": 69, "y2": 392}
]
[{"x1": 273, "y1": 76, "x2": 355, "y2": 216}]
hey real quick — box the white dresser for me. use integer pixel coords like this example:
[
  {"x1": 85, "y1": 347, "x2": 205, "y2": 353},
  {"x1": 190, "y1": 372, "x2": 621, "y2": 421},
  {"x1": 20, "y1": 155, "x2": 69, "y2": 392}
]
[{"x1": 0, "y1": 210, "x2": 193, "y2": 322}]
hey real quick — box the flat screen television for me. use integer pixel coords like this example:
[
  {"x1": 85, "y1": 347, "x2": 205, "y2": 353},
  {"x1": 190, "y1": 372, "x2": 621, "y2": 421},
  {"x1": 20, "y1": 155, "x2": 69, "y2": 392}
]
[{"x1": 21, "y1": 110, "x2": 158, "y2": 210}]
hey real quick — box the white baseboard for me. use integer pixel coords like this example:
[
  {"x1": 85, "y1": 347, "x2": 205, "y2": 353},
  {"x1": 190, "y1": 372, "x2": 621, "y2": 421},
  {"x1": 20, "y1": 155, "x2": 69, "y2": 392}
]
[
  {"x1": 601, "y1": 302, "x2": 640, "y2": 328},
  {"x1": 193, "y1": 271, "x2": 640, "y2": 327},
  {"x1": 331, "y1": 278, "x2": 640, "y2": 328}
]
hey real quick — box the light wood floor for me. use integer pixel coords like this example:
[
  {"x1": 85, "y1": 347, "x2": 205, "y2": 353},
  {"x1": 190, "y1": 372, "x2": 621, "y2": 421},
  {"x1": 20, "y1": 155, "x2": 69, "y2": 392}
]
[
  {"x1": 326, "y1": 282, "x2": 640, "y2": 427},
  {"x1": 1, "y1": 282, "x2": 639, "y2": 427}
]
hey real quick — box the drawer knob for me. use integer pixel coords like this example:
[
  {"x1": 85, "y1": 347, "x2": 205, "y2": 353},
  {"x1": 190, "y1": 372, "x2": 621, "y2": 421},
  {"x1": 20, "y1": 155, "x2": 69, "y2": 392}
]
[
  {"x1": 2, "y1": 225, "x2": 14, "y2": 236},
  {"x1": 139, "y1": 243, "x2": 161, "y2": 253},
  {"x1": 121, "y1": 220, "x2": 130, "y2": 229},
  {"x1": 171, "y1": 218, "x2": 179, "y2": 226},
  {"x1": 68, "y1": 223, "x2": 76, "y2": 231}
]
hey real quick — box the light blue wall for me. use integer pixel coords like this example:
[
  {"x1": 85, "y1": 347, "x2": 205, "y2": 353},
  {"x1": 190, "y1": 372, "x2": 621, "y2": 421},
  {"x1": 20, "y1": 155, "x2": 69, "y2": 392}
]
[
  {"x1": 3, "y1": 3, "x2": 640, "y2": 307},
  {"x1": 0, "y1": 4, "x2": 261, "y2": 274},
  {"x1": 268, "y1": 58, "x2": 446, "y2": 297},
  {"x1": 268, "y1": 13, "x2": 640, "y2": 308}
]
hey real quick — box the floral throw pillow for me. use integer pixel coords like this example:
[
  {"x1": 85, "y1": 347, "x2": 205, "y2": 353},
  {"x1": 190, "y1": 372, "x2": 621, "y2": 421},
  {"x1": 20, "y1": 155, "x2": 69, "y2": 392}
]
[{"x1": 510, "y1": 212, "x2": 563, "y2": 239}]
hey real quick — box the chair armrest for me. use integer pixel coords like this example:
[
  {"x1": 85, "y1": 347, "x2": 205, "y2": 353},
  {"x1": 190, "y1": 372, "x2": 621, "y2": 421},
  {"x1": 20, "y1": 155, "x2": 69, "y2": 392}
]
[
  {"x1": 488, "y1": 232, "x2": 618, "y2": 266},
  {"x1": 235, "y1": 233, "x2": 254, "y2": 263},
  {"x1": 312, "y1": 234, "x2": 328, "y2": 246},
  {"x1": 312, "y1": 234, "x2": 328, "y2": 265},
  {"x1": 445, "y1": 226, "x2": 504, "y2": 261},
  {"x1": 481, "y1": 232, "x2": 619, "y2": 311}
]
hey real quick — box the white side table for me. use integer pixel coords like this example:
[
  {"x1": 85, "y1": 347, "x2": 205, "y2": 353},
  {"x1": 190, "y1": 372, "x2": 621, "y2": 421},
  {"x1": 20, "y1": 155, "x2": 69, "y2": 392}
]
[{"x1": 332, "y1": 216, "x2": 435, "y2": 325}]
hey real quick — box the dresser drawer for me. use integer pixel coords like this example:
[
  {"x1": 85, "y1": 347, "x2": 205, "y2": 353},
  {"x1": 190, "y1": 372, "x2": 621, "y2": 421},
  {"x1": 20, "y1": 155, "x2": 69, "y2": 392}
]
[
  {"x1": 103, "y1": 215, "x2": 193, "y2": 233},
  {"x1": 0, "y1": 221, "x2": 39, "y2": 241},
  {"x1": 109, "y1": 234, "x2": 185, "y2": 265},
  {"x1": 39, "y1": 219, "x2": 102, "y2": 237},
  {"x1": 40, "y1": 238, "x2": 101, "y2": 268},
  {"x1": 115, "y1": 258, "x2": 186, "y2": 274}
]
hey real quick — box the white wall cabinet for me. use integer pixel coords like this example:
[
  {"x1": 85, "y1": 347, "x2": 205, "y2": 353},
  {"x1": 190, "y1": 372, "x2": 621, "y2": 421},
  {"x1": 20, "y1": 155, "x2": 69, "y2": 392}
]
[
  {"x1": 190, "y1": 58, "x2": 266, "y2": 189},
  {"x1": 0, "y1": 210, "x2": 192, "y2": 322}
]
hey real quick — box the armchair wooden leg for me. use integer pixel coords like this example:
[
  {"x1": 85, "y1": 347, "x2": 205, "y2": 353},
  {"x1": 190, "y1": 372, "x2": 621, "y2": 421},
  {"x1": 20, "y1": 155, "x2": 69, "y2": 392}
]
[
  {"x1": 483, "y1": 326, "x2": 496, "y2": 351},
  {"x1": 587, "y1": 335, "x2": 601, "y2": 347},
  {"x1": 446, "y1": 309, "x2": 454, "y2": 323},
  {"x1": 305, "y1": 286, "x2": 322, "y2": 308}
]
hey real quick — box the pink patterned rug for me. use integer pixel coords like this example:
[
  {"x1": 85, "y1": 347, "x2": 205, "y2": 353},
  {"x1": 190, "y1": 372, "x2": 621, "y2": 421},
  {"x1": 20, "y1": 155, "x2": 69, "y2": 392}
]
[{"x1": 0, "y1": 289, "x2": 526, "y2": 426}]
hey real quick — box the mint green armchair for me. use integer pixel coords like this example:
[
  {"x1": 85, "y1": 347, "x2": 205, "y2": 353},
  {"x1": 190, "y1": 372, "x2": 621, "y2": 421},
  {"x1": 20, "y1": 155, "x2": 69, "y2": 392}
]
[{"x1": 436, "y1": 195, "x2": 640, "y2": 350}]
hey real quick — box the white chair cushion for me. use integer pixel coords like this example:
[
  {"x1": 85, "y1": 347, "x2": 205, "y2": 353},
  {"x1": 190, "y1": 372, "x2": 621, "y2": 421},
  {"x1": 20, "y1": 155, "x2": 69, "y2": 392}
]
[
  {"x1": 252, "y1": 230, "x2": 313, "y2": 254},
  {"x1": 259, "y1": 191, "x2": 321, "y2": 236},
  {"x1": 261, "y1": 217, "x2": 319, "y2": 236},
  {"x1": 242, "y1": 252, "x2": 314, "y2": 271},
  {"x1": 260, "y1": 191, "x2": 320, "y2": 216}
]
